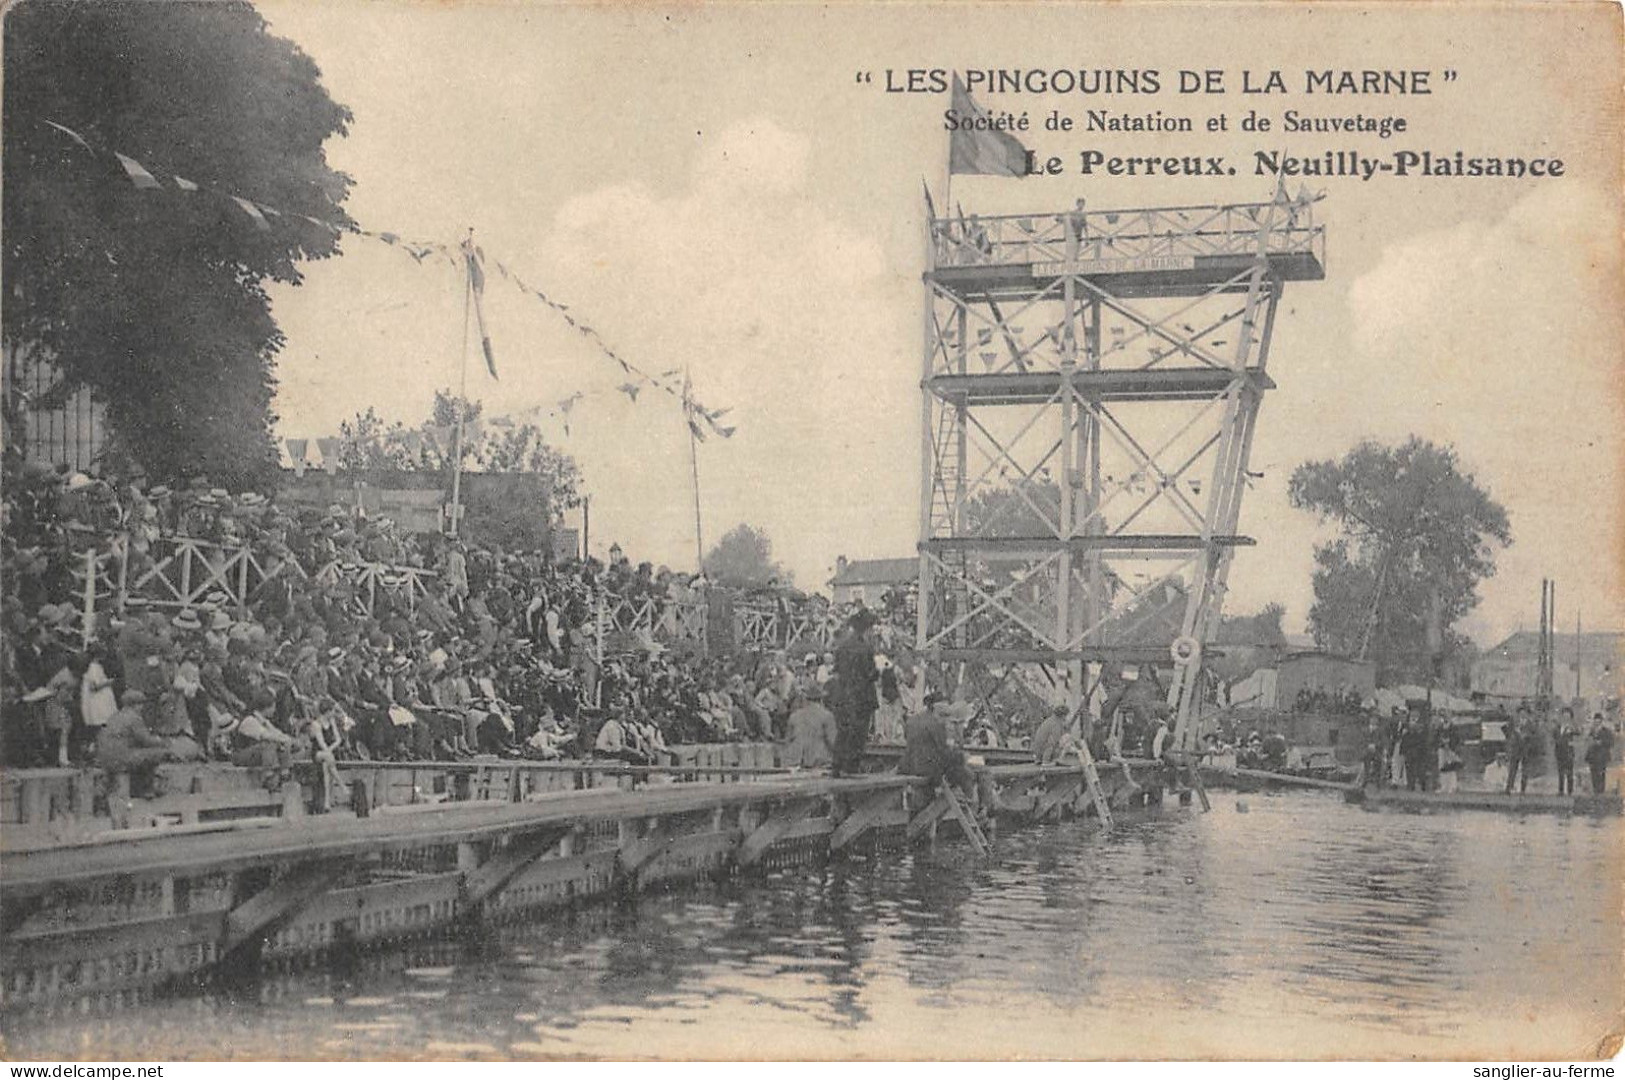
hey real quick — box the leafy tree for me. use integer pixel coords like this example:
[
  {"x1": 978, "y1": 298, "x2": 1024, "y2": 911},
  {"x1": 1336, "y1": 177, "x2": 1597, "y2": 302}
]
[
  {"x1": 1209, "y1": 602, "x2": 1289, "y2": 684},
  {"x1": 704, "y1": 524, "x2": 788, "y2": 588},
  {"x1": 337, "y1": 408, "x2": 414, "y2": 472},
  {"x1": 331, "y1": 389, "x2": 581, "y2": 550},
  {"x1": 961, "y1": 477, "x2": 1064, "y2": 538},
  {"x1": 3, "y1": 1, "x2": 354, "y2": 488},
  {"x1": 1289, "y1": 437, "x2": 1511, "y2": 684}
]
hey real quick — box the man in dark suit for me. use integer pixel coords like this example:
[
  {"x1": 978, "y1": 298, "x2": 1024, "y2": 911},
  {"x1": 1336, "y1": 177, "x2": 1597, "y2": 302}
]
[
  {"x1": 900, "y1": 695, "x2": 1007, "y2": 815},
  {"x1": 899, "y1": 693, "x2": 973, "y2": 792},
  {"x1": 827, "y1": 609, "x2": 880, "y2": 776}
]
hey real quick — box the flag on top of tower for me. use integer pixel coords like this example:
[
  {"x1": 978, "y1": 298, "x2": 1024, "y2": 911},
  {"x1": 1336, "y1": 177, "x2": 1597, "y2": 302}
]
[{"x1": 948, "y1": 74, "x2": 1028, "y2": 178}]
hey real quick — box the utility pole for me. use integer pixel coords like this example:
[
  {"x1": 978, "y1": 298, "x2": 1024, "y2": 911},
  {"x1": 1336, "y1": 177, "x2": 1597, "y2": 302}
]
[{"x1": 1575, "y1": 605, "x2": 1583, "y2": 702}]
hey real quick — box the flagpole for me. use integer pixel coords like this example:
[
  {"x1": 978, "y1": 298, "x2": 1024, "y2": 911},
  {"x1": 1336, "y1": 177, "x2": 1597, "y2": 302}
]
[
  {"x1": 450, "y1": 227, "x2": 473, "y2": 538},
  {"x1": 942, "y1": 80, "x2": 955, "y2": 220},
  {"x1": 686, "y1": 367, "x2": 704, "y2": 574}
]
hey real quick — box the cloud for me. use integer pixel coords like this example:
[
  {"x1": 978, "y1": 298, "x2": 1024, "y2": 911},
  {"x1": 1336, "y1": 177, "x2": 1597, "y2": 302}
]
[
  {"x1": 691, "y1": 120, "x2": 810, "y2": 197},
  {"x1": 1338, "y1": 183, "x2": 1625, "y2": 638},
  {"x1": 517, "y1": 117, "x2": 912, "y2": 583}
]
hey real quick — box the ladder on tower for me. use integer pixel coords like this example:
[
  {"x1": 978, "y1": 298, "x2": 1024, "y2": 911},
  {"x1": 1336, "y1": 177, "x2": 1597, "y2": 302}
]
[
  {"x1": 1076, "y1": 737, "x2": 1115, "y2": 831},
  {"x1": 936, "y1": 781, "x2": 991, "y2": 857},
  {"x1": 1180, "y1": 750, "x2": 1212, "y2": 812}
]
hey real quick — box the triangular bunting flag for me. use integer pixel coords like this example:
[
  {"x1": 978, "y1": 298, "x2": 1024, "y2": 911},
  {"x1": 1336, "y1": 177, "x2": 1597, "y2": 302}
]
[
  {"x1": 316, "y1": 436, "x2": 341, "y2": 474},
  {"x1": 43, "y1": 119, "x2": 93, "y2": 153},
  {"x1": 618, "y1": 382, "x2": 641, "y2": 402},
  {"x1": 172, "y1": 175, "x2": 199, "y2": 192},
  {"x1": 229, "y1": 196, "x2": 272, "y2": 231},
  {"x1": 114, "y1": 152, "x2": 161, "y2": 189}
]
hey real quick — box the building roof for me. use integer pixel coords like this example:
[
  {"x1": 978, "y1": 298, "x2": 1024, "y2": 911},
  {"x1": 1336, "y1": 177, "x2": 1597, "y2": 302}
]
[
  {"x1": 829, "y1": 557, "x2": 917, "y2": 588},
  {"x1": 1483, "y1": 630, "x2": 1623, "y2": 662}
]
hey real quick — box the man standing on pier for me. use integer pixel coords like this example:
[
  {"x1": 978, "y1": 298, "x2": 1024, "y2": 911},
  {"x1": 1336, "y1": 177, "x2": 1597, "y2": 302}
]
[
  {"x1": 1553, "y1": 707, "x2": 1578, "y2": 796},
  {"x1": 828, "y1": 609, "x2": 880, "y2": 776},
  {"x1": 1504, "y1": 705, "x2": 1531, "y2": 795},
  {"x1": 1584, "y1": 713, "x2": 1614, "y2": 795}
]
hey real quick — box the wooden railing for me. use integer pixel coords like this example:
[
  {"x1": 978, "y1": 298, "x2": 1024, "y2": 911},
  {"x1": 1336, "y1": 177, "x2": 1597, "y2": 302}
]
[
  {"x1": 592, "y1": 591, "x2": 708, "y2": 659},
  {"x1": 931, "y1": 199, "x2": 1326, "y2": 271},
  {"x1": 314, "y1": 559, "x2": 438, "y2": 613}
]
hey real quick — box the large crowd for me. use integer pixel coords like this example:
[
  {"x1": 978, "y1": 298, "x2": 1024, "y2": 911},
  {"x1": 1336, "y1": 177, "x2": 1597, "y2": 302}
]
[{"x1": 0, "y1": 459, "x2": 924, "y2": 787}]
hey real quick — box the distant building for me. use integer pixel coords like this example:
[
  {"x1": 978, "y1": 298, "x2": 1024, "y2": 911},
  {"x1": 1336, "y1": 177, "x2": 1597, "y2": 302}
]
[
  {"x1": 1471, "y1": 631, "x2": 1623, "y2": 704},
  {"x1": 3, "y1": 346, "x2": 107, "y2": 472},
  {"x1": 828, "y1": 555, "x2": 915, "y2": 607}
]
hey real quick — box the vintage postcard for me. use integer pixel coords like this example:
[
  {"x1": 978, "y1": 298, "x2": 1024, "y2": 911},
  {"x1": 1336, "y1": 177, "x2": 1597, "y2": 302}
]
[{"x1": 1, "y1": 0, "x2": 1621, "y2": 1064}]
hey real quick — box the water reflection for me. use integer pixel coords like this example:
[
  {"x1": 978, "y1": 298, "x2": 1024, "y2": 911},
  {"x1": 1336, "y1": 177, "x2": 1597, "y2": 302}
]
[{"x1": 3, "y1": 792, "x2": 1619, "y2": 1059}]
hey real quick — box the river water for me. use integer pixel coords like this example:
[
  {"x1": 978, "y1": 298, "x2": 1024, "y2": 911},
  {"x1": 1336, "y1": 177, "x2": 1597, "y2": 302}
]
[{"x1": 5, "y1": 790, "x2": 1621, "y2": 1060}]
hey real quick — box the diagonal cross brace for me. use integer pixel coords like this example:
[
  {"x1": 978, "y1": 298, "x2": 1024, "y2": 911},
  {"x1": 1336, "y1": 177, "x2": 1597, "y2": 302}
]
[
  {"x1": 737, "y1": 798, "x2": 822, "y2": 867},
  {"x1": 224, "y1": 859, "x2": 348, "y2": 955},
  {"x1": 462, "y1": 825, "x2": 573, "y2": 908}
]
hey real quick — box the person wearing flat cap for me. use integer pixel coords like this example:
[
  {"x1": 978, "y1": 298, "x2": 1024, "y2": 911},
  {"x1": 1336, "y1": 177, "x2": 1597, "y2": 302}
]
[
  {"x1": 899, "y1": 694, "x2": 1007, "y2": 814},
  {"x1": 899, "y1": 694, "x2": 976, "y2": 793},
  {"x1": 827, "y1": 608, "x2": 881, "y2": 776},
  {"x1": 96, "y1": 689, "x2": 171, "y2": 795}
]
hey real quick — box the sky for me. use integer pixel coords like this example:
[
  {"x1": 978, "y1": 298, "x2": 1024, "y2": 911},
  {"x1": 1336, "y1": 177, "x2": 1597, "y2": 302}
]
[{"x1": 255, "y1": 1, "x2": 1623, "y2": 648}]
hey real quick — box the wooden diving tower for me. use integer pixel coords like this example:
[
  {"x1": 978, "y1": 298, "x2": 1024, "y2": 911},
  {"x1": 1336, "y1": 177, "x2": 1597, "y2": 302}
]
[{"x1": 915, "y1": 196, "x2": 1327, "y2": 759}]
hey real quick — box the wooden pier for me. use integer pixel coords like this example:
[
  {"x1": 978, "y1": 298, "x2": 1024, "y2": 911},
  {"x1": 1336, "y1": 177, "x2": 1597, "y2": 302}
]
[
  {"x1": 0, "y1": 755, "x2": 1161, "y2": 1010},
  {"x1": 1347, "y1": 786, "x2": 1622, "y2": 816}
]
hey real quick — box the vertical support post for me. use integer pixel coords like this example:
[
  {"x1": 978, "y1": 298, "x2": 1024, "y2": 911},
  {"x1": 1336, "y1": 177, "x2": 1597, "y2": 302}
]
[
  {"x1": 1082, "y1": 295, "x2": 1103, "y2": 717},
  {"x1": 917, "y1": 213, "x2": 938, "y2": 662},
  {"x1": 1056, "y1": 207, "x2": 1079, "y2": 680},
  {"x1": 115, "y1": 535, "x2": 129, "y2": 614},
  {"x1": 80, "y1": 548, "x2": 97, "y2": 648}
]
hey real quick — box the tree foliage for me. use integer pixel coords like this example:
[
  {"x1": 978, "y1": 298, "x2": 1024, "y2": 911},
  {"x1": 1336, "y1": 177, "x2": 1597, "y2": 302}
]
[
  {"x1": 1289, "y1": 437, "x2": 1511, "y2": 683},
  {"x1": 961, "y1": 477, "x2": 1065, "y2": 539},
  {"x1": 1209, "y1": 602, "x2": 1289, "y2": 684},
  {"x1": 703, "y1": 524, "x2": 788, "y2": 588},
  {"x1": 3, "y1": 0, "x2": 353, "y2": 487},
  {"x1": 334, "y1": 389, "x2": 582, "y2": 551}
]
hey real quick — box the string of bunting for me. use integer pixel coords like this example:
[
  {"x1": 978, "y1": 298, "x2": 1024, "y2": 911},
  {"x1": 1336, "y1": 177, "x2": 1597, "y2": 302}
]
[{"x1": 39, "y1": 117, "x2": 737, "y2": 441}]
